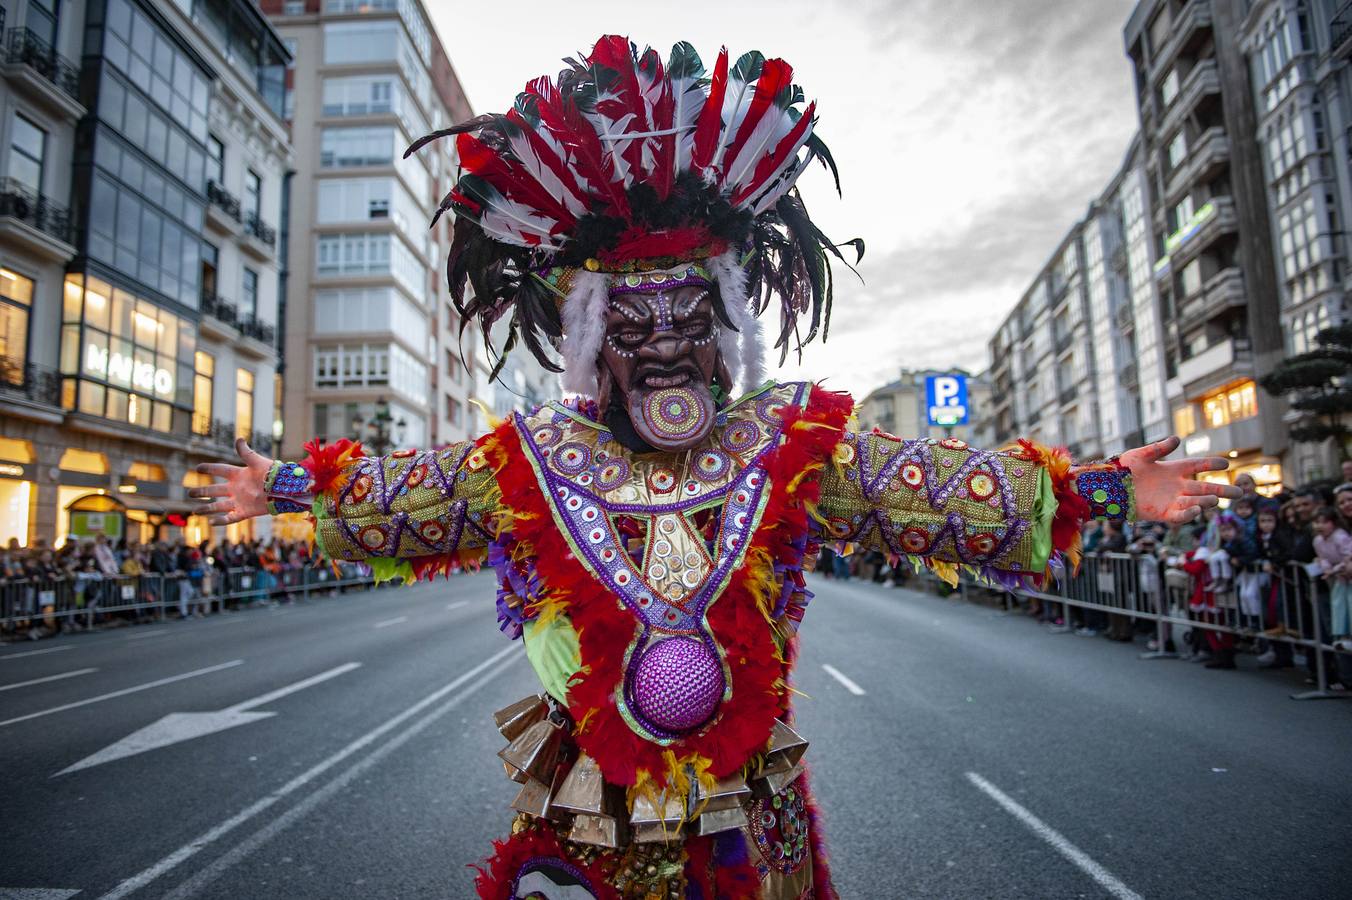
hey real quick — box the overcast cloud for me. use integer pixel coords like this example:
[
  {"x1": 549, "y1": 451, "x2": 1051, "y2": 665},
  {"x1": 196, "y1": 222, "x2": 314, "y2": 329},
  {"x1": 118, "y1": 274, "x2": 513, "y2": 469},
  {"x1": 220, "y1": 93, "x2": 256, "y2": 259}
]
[{"x1": 431, "y1": 0, "x2": 1141, "y2": 398}]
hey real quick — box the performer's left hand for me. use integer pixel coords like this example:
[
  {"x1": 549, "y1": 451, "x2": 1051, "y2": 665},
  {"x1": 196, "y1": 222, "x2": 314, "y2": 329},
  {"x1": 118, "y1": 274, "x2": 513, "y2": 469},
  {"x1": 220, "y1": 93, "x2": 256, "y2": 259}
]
[{"x1": 1113, "y1": 436, "x2": 1240, "y2": 524}]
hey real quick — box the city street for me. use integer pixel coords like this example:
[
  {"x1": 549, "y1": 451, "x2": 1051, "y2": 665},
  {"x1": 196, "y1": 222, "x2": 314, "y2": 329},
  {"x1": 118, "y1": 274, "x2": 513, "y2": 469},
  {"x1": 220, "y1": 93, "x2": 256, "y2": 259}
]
[{"x1": 3, "y1": 571, "x2": 1351, "y2": 899}]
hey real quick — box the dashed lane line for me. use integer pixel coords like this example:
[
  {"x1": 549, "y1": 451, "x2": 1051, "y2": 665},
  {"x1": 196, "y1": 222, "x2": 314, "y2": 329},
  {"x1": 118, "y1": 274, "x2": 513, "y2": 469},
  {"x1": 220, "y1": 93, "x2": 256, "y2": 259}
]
[
  {"x1": 371, "y1": 616, "x2": 408, "y2": 629},
  {"x1": 966, "y1": 772, "x2": 1144, "y2": 900},
  {"x1": 445, "y1": 601, "x2": 468, "y2": 611},
  {"x1": 0, "y1": 660, "x2": 245, "y2": 729},
  {"x1": 0, "y1": 645, "x2": 75, "y2": 660},
  {"x1": 0, "y1": 668, "x2": 97, "y2": 693},
  {"x1": 821, "y1": 663, "x2": 867, "y2": 695},
  {"x1": 94, "y1": 643, "x2": 522, "y2": 900}
]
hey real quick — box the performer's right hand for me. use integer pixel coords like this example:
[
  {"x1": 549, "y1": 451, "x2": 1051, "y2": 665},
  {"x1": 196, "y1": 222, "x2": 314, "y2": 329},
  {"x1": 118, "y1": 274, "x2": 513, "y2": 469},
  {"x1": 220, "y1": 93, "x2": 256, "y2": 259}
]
[{"x1": 189, "y1": 438, "x2": 275, "y2": 525}]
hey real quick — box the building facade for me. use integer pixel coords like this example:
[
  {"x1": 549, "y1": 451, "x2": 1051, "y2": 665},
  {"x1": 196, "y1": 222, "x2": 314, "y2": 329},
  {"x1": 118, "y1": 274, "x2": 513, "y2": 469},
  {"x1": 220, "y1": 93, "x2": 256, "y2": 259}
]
[
  {"x1": 1240, "y1": 0, "x2": 1352, "y2": 482},
  {"x1": 264, "y1": 0, "x2": 492, "y2": 460},
  {"x1": 1124, "y1": 0, "x2": 1288, "y2": 494},
  {"x1": 0, "y1": 0, "x2": 291, "y2": 548}
]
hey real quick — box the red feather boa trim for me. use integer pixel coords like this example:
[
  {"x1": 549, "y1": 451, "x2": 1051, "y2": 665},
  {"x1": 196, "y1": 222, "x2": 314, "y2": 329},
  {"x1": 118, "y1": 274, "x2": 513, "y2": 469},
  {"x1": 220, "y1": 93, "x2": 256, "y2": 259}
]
[
  {"x1": 483, "y1": 385, "x2": 854, "y2": 790},
  {"x1": 300, "y1": 438, "x2": 365, "y2": 499},
  {"x1": 473, "y1": 824, "x2": 619, "y2": 899},
  {"x1": 1014, "y1": 439, "x2": 1091, "y2": 573}
]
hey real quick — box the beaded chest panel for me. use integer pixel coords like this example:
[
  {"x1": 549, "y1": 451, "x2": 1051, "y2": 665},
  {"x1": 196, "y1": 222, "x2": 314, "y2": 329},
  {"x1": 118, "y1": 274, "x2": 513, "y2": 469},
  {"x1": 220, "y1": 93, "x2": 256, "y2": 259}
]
[{"x1": 514, "y1": 383, "x2": 807, "y2": 744}]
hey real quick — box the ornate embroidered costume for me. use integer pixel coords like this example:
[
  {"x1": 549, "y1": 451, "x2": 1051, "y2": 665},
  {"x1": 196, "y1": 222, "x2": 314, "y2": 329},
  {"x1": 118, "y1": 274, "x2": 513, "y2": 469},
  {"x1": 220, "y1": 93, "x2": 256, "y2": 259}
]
[{"x1": 256, "y1": 36, "x2": 1136, "y2": 899}]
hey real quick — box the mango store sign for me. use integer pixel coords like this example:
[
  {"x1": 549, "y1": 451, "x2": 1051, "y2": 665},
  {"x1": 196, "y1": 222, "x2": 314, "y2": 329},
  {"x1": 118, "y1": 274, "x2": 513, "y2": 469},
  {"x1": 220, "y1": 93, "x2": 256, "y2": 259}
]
[{"x1": 84, "y1": 342, "x2": 173, "y2": 395}]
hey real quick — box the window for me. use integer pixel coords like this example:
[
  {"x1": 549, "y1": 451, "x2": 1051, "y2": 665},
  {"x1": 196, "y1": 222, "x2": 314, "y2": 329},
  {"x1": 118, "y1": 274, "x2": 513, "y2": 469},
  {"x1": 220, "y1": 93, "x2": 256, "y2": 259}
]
[
  {"x1": 1173, "y1": 404, "x2": 1195, "y2": 437},
  {"x1": 241, "y1": 268, "x2": 258, "y2": 316},
  {"x1": 61, "y1": 273, "x2": 196, "y2": 435},
  {"x1": 27, "y1": 0, "x2": 58, "y2": 45},
  {"x1": 1201, "y1": 380, "x2": 1258, "y2": 429},
  {"x1": 86, "y1": 170, "x2": 202, "y2": 309},
  {"x1": 283, "y1": 0, "x2": 305, "y2": 13},
  {"x1": 1160, "y1": 68, "x2": 1180, "y2": 107},
  {"x1": 446, "y1": 349, "x2": 462, "y2": 383},
  {"x1": 235, "y1": 368, "x2": 255, "y2": 441},
  {"x1": 312, "y1": 286, "x2": 423, "y2": 335},
  {"x1": 369, "y1": 198, "x2": 389, "y2": 219},
  {"x1": 207, "y1": 135, "x2": 224, "y2": 186},
  {"x1": 0, "y1": 268, "x2": 34, "y2": 383},
  {"x1": 1166, "y1": 132, "x2": 1187, "y2": 171},
  {"x1": 244, "y1": 169, "x2": 261, "y2": 218},
  {"x1": 8, "y1": 114, "x2": 46, "y2": 195},
  {"x1": 201, "y1": 242, "x2": 218, "y2": 301},
  {"x1": 1180, "y1": 260, "x2": 1202, "y2": 298},
  {"x1": 315, "y1": 233, "x2": 421, "y2": 292},
  {"x1": 192, "y1": 350, "x2": 214, "y2": 435},
  {"x1": 94, "y1": 78, "x2": 207, "y2": 191},
  {"x1": 103, "y1": 0, "x2": 210, "y2": 141},
  {"x1": 313, "y1": 342, "x2": 426, "y2": 404},
  {"x1": 320, "y1": 127, "x2": 396, "y2": 167},
  {"x1": 445, "y1": 394, "x2": 461, "y2": 424}
]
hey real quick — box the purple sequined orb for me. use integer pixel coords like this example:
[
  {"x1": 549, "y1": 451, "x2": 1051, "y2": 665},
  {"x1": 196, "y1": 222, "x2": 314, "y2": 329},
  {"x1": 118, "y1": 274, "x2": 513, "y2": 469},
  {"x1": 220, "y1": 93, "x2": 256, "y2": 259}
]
[{"x1": 629, "y1": 636, "x2": 724, "y2": 734}]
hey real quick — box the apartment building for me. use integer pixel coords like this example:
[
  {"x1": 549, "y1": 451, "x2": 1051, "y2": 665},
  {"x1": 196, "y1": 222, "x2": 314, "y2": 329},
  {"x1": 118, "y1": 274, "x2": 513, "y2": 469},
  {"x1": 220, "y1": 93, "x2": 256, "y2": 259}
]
[
  {"x1": 1124, "y1": 0, "x2": 1287, "y2": 493},
  {"x1": 265, "y1": 0, "x2": 493, "y2": 459},
  {"x1": 856, "y1": 369, "x2": 992, "y2": 445},
  {"x1": 1239, "y1": 0, "x2": 1352, "y2": 482},
  {"x1": 986, "y1": 224, "x2": 1104, "y2": 460},
  {"x1": 0, "y1": 0, "x2": 291, "y2": 547}
]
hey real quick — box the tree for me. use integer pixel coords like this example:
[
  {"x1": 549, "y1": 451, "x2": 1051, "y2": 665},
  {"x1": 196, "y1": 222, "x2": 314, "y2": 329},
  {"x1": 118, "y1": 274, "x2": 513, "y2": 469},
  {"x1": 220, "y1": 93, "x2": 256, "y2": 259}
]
[{"x1": 1259, "y1": 323, "x2": 1352, "y2": 455}]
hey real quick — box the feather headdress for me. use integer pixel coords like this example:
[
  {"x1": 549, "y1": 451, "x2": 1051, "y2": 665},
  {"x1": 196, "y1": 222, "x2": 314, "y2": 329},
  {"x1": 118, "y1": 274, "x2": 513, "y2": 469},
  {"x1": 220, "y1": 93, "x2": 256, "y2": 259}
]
[{"x1": 407, "y1": 35, "x2": 863, "y2": 389}]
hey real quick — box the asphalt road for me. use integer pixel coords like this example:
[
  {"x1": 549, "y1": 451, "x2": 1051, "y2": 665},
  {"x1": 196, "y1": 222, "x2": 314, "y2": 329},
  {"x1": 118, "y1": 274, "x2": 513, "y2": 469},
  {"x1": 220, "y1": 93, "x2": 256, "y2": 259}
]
[{"x1": 3, "y1": 571, "x2": 1350, "y2": 899}]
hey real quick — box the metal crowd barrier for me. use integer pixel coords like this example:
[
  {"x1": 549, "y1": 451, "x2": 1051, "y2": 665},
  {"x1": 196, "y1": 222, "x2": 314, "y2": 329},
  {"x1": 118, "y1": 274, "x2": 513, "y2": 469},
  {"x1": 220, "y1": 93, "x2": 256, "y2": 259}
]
[
  {"x1": 923, "y1": 551, "x2": 1352, "y2": 702},
  {"x1": 0, "y1": 563, "x2": 378, "y2": 634}
]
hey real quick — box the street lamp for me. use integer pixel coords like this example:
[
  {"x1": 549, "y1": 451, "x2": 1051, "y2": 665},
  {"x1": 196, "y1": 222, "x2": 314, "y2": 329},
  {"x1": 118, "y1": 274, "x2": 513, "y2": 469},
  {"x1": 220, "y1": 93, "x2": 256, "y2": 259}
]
[{"x1": 352, "y1": 397, "x2": 407, "y2": 457}]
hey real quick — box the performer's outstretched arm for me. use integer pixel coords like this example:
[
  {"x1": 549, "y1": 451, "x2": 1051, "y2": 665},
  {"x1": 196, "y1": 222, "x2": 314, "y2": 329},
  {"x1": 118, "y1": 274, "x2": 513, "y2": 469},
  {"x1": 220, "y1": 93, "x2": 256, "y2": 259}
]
[
  {"x1": 189, "y1": 436, "x2": 500, "y2": 576},
  {"x1": 814, "y1": 430, "x2": 1237, "y2": 583}
]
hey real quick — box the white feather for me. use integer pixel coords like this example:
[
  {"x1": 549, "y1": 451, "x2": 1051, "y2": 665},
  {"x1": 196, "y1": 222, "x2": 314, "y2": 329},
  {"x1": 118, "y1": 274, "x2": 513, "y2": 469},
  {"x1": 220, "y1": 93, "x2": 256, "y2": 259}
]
[
  {"x1": 723, "y1": 103, "x2": 796, "y2": 192},
  {"x1": 708, "y1": 66, "x2": 757, "y2": 177},
  {"x1": 748, "y1": 150, "x2": 814, "y2": 216},
  {"x1": 671, "y1": 78, "x2": 705, "y2": 173},
  {"x1": 559, "y1": 270, "x2": 610, "y2": 395},
  {"x1": 505, "y1": 128, "x2": 589, "y2": 218},
  {"x1": 710, "y1": 249, "x2": 765, "y2": 391}
]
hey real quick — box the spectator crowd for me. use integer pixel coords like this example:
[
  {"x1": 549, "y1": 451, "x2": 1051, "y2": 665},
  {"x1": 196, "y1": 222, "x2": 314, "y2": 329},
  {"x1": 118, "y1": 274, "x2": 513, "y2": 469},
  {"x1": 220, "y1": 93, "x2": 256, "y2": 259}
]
[
  {"x1": 820, "y1": 462, "x2": 1352, "y2": 692},
  {"x1": 0, "y1": 534, "x2": 361, "y2": 640}
]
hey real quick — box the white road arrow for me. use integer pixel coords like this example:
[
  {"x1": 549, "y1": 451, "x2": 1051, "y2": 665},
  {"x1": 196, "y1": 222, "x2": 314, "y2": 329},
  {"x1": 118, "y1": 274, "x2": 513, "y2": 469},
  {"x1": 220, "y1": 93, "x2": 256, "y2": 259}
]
[{"x1": 55, "y1": 662, "x2": 362, "y2": 776}]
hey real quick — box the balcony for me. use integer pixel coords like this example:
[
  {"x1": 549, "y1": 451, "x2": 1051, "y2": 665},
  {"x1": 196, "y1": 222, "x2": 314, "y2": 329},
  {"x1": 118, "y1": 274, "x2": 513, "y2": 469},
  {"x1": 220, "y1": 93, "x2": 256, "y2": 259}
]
[
  {"x1": 205, "y1": 180, "x2": 243, "y2": 234},
  {"x1": 1058, "y1": 386, "x2": 1078, "y2": 406},
  {"x1": 1158, "y1": 59, "x2": 1219, "y2": 141},
  {"x1": 1151, "y1": 1, "x2": 1213, "y2": 73},
  {"x1": 1179, "y1": 267, "x2": 1246, "y2": 334},
  {"x1": 1120, "y1": 361, "x2": 1139, "y2": 389},
  {"x1": 0, "y1": 176, "x2": 74, "y2": 262},
  {"x1": 2, "y1": 27, "x2": 83, "y2": 120},
  {"x1": 1175, "y1": 336, "x2": 1253, "y2": 394},
  {"x1": 1166, "y1": 196, "x2": 1237, "y2": 270},
  {"x1": 0, "y1": 355, "x2": 62, "y2": 416},
  {"x1": 1331, "y1": 1, "x2": 1352, "y2": 61},
  {"x1": 238, "y1": 311, "x2": 276, "y2": 347},
  {"x1": 1163, "y1": 127, "x2": 1230, "y2": 205},
  {"x1": 201, "y1": 292, "x2": 238, "y2": 330},
  {"x1": 241, "y1": 211, "x2": 277, "y2": 259},
  {"x1": 1114, "y1": 303, "x2": 1134, "y2": 331},
  {"x1": 1054, "y1": 330, "x2": 1074, "y2": 354}
]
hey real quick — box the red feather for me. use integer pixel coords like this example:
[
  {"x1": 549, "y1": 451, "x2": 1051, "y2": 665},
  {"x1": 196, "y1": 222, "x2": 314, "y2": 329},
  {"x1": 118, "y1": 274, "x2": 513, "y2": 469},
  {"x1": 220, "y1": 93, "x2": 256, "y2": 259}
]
[
  {"x1": 732, "y1": 100, "x2": 815, "y2": 206},
  {"x1": 586, "y1": 36, "x2": 651, "y2": 182},
  {"x1": 690, "y1": 46, "x2": 729, "y2": 177},
  {"x1": 723, "y1": 58, "x2": 794, "y2": 182},
  {"x1": 300, "y1": 438, "x2": 365, "y2": 498},
  {"x1": 521, "y1": 75, "x2": 630, "y2": 219},
  {"x1": 456, "y1": 132, "x2": 576, "y2": 233}
]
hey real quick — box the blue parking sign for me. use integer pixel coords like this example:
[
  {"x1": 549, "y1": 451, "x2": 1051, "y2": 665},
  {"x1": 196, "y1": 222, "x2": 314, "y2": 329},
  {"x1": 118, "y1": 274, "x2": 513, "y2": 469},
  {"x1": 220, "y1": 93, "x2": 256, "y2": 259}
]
[{"x1": 926, "y1": 374, "x2": 969, "y2": 426}]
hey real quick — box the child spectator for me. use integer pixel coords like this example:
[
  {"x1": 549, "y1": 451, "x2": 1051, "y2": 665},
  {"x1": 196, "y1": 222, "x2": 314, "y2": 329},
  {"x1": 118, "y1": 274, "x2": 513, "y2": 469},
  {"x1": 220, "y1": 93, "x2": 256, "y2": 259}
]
[
  {"x1": 1231, "y1": 495, "x2": 1257, "y2": 543},
  {"x1": 1312, "y1": 507, "x2": 1352, "y2": 655}
]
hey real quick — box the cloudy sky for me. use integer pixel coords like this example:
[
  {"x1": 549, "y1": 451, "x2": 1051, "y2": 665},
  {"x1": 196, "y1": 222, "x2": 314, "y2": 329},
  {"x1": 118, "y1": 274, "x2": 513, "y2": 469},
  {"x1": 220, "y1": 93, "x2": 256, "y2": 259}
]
[{"x1": 431, "y1": 0, "x2": 1142, "y2": 399}]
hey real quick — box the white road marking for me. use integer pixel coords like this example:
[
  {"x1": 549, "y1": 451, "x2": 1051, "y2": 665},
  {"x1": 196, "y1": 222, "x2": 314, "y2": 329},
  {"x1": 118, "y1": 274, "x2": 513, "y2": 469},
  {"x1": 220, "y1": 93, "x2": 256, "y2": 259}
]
[
  {"x1": 0, "y1": 668, "x2": 97, "y2": 693},
  {"x1": 0, "y1": 645, "x2": 75, "y2": 660},
  {"x1": 0, "y1": 889, "x2": 82, "y2": 898},
  {"x1": 372, "y1": 615, "x2": 408, "y2": 629},
  {"x1": 822, "y1": 663, "x2": 867, "y2": 695},
  {"x1": 0, "y1": 660, "x2": 244, "y2": 729},
  {"x1": 965, "y1": 772, "x2": 1143, "y2": 900},
  {"x1": 96, "y1": 644, "x2": 522, "y2": 900},
  {"x1": 56, "y1": 663, "x2": 362, "y2": 775},
  {"x1": 445, "y1": 601, "x2": 467, "y2": 611}
]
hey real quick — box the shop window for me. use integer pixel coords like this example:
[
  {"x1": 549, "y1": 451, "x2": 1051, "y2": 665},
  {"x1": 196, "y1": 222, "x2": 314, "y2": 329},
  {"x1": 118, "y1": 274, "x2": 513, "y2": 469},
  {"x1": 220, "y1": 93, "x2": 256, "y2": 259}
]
[
  {"x1": 0, "y1": 267, "x2": 34, "y2": 382},
  {"x1": 1200, "y1": 380, "x2": 1259, "y2": 428},
  {"x1": 273, "y1": 372, "x2": 284, "y2": 442},
  {"x1": 235, "y1": 368, "x2": 255, "y2": 441},
  {"x1": 128, "y1": 462, "x2": 166, "y2": 482},
  {"x1": 59, "y1": 449, "x2": 109, "y2": 474},
  {"x1": 1173, "y1": 405, "x2": 1196, "y2": 437},
  {"x1": 0, "y1": 438, "x2": 33, "y2": 463},
  {"x1": 60, "y1": 273, "x2": 196, "y2": 435}
]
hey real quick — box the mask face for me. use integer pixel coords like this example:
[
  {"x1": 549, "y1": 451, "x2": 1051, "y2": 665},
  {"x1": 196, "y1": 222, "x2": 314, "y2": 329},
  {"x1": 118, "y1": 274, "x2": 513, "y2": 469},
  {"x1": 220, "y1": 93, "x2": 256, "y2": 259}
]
[{"x1": 598, "y1": 281, "x2": 722, "y2": 452}]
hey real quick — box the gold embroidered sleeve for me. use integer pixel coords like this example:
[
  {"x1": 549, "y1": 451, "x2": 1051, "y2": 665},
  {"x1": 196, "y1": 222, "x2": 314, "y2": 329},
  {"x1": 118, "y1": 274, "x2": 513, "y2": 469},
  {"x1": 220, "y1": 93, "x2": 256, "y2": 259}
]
[
  {"x1": 311, "y1": 443, "x2": 499, "y2": 562},
  {"x1": 815, "y1": 432, "x2": 1057, "y2": 576}
]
